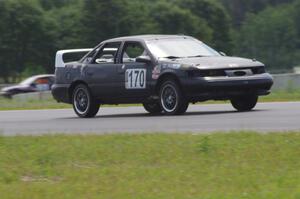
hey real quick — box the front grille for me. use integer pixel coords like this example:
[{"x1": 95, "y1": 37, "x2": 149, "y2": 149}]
[
  {"x1": 188, "y1": 69, "x2": 226, "y2": 77},
  {"x1": 188, "y1": 66, "x2": 265, "y2": 77}
]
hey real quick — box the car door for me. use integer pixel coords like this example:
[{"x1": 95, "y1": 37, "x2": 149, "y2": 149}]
[
  {"x1": 116, "y1": 41, "x2": 152, "y2": 101},
  {"x1": 84, "y1": 42, "x2": 123, "y2": 100}
]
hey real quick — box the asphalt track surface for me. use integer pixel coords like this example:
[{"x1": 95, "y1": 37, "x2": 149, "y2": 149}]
[{"x1": 0, "y1": 102, "x2": 300, "y2": 135}]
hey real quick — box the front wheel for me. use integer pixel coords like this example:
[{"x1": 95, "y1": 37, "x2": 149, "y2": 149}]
[
  {"x1": 230, "y1": 95, "x2": 258, "y2": 112},
  {"x1": 72, "y1": 84, "x2": 100, "y2": 118},
  {"x1": 143, "y1": 102, "x2": 162, "y2": 114},
  {"x1": 159, "y1": 80, "x2": 189, "y2": 115}
]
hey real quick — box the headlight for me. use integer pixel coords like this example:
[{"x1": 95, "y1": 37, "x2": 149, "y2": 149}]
[{"x1": 252, "y1": 66, "x2": 266, "y2": 74}]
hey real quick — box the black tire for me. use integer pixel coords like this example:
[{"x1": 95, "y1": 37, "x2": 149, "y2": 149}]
[
  {"x1": 2, "y1": 94, "x2": 12, "y2": 99},
  {"x1": 143, "y1": 102, "x2": 162, "y2": 114},
  {"x1": 230, "y1": 95, "x2": 258, "y2": 112},
  {"x1": 72, "y1": 84, "x2": 100, "y2": 118},
  {"x1": 159, "y1": 80, "x2": 189, "y2": 115}
]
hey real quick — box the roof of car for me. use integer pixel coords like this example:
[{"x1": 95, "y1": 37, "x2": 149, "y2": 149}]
[
  {"x1": 103, "y1": 34, "x2": 193, "y2": 43},
  {"x1": 30, "y1": 74, "x2": 54, "y2": 79}
]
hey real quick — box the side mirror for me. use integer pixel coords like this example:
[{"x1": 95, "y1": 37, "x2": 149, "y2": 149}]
[
  {"x1": 219, "y1": 52, "x2": 226, "y2": 56},
  {"x1": 136, "y1": 55, "x2": 152, "y2": 63}
]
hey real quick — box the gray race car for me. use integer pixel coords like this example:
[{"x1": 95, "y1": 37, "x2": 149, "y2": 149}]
[{"x1": 52, "y1": 35, "x2": 273, "y2": 118}]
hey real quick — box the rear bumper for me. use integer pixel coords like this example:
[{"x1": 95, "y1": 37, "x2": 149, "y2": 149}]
[
  {"x1": 182, "y1": 73, "x2": 274, "y2": 101},
  {"x1": 51, "y1": 84, "x2": 70, "y2": 103}
]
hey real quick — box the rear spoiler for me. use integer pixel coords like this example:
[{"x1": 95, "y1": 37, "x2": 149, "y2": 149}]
[{"x1": 55, "y1": 49, "x2": 93, "y2": 68}]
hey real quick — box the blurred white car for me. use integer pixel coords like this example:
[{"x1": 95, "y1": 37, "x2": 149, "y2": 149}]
[{"x1": 1, "y1": 74, "x2": 54, "y2": 98}]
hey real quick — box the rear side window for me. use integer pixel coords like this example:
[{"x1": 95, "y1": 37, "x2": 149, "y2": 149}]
[
  {"x1": 64, "y1": 51, "x2": 90, "y2": 63},
  {"x1": 93, "y1": 42, "x2": 121, "y2": 64}
]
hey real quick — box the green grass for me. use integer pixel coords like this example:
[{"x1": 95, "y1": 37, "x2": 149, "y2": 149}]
[
  {"x1": 0, "y1": 90, "x2": 299, "y2": 111},
  {"x1": 260, "y1": 90, "x2": 300, "y2": 102},
  {"x1": 0, "y1": 98, "x2": 71, "y2": 110},
  {"x1": 0, "y1": 132, "x2": 300, "y2": 199}
]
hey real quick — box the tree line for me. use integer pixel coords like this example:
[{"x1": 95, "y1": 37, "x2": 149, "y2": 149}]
[{"x1": 0, "y1": 0, "x2": 299, "y2": 82}]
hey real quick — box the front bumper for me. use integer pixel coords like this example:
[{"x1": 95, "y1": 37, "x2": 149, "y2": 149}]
[
  {"x1": 0, "y1": 91, "x2": 12, "y2": 98},
  {"x1": 51, "y1": 84, "x2": 70, "y2": 103},
  {"x1": 182, "y1": 73, "x2": 274, "y2": 101}
]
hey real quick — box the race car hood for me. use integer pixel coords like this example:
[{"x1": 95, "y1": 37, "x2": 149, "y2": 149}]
[
  {"x1": 167, "y1": 56, "x2": 264, "y2": 70},
  {"x1": 1, "y1": 85, "x2": 30, "y2": 92}
]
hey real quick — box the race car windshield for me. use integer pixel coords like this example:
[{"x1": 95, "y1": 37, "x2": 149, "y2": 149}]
[
  {"x1": 146, "y1": 38, "x2": 220, "y2": 59},
  {"x1": 20, "y1": 77, "x2": 36, "y2": 85}
]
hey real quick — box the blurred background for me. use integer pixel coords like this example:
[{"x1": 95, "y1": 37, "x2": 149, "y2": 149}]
[{"x1": 0, "y1": 0, "x2": 299, "y2": 83}]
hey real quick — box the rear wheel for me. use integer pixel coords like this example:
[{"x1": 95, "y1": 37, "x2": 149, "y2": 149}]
[
  {"x1": 143, "y1": 102, "x2": 162, "y2": 114},
  {"x1": 159, "y1": 80, "x2": 189, "y2": 115},
  {"x1": 72, "y1": 84, "x2": 100, "y2": 118},
  {"x1": 230, "y1": 95, "x2": 258, "y2": 112}
]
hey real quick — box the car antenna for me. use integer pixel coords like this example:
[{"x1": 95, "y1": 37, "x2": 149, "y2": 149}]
[{"x1": 177, "y1": 34, "x2": 187, "y2": 39}]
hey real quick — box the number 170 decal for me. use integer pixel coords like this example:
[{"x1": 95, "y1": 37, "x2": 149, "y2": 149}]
[{"x1": 125, "y1": 69, "x2": 146, "y2": 89}]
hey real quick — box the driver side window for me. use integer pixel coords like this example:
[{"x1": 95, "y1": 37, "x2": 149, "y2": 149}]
[
  {"x1": 122, "y1": 42, "x2": 147, "y2": 63},
  {"x1": 34, "y1": 78, "x2": 50, "y2": 91}
]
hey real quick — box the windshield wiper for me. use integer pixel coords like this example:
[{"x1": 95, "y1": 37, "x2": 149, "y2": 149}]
[
  {"x1": 161, "y1": 55, "x2": 207, "y2": 59},
  {"x1": 161, "y1": 56, "x2": 184, "y2": 59},
  {"x1": 187, "y1": 55, "x2": 207, "y2": 58}
]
